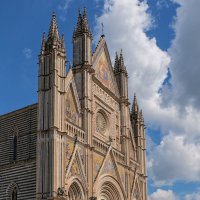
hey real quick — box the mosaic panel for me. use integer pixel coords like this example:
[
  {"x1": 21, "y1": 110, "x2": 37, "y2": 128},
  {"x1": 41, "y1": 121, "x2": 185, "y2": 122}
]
[
  {"x1": 118, "y1": 165, "x2": 126, "y2": 187},
  {"x1": 95, "y1": 51, "x2": 112, "y2": 89},
  {"x1": 101, "y1": 155, "x2": 115, "y2": 177},
  {"x1": 66, "y1": 88, "x2": 79, "y2": 125},
  {"x1": 93, "y1": 153, "x2": 104, "y2": 180},
  {"x1": 66, "y1": 139, "x2": 74, "y2": 167}
]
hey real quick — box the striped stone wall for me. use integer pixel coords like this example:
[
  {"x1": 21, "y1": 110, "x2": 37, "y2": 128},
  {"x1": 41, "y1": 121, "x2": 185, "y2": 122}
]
[{"x1": 0, "y1": 104, "x2": 37, "y2": 200}]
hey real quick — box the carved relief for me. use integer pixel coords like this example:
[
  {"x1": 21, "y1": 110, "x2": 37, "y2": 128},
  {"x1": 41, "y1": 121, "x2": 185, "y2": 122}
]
[
  {"x1": 96, "y1": 112, "x2": 107, "y2": 134},
  {"x1": 93, "y1": 83, "x2": 118, "y2": 110}
]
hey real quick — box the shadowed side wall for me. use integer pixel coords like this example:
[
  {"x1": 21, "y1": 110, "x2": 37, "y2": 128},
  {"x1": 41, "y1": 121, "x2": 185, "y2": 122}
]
[{"x1": 0, "y1": 104, "x2": 37, "y2": 200}]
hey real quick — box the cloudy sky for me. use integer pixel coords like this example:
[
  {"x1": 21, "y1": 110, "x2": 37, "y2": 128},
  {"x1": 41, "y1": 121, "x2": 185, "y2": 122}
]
[{"x1": 0, "y1": 0, "x2": 200, "y2": 199}]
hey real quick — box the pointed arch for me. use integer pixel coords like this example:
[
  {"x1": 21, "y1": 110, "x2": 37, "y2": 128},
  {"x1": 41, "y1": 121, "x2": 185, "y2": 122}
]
[
  {"x1": 9, "y1": 124, "x2": 18, "y2": 162},
  {"x1": 66, "y1": 177, "x2": 85, "y2": 200},
  {"x1": 94, "y1": 146, "x2": 126, "y2": 196},
  {"x1": 94, "y1": 175, "x2": 125, "y2": 200},
  {"x1": 6, "y1": 182, "x2": 19, "y2": 200},
  {"x1": 13, "y1": 135, "x2": 17, "y2": 161}
]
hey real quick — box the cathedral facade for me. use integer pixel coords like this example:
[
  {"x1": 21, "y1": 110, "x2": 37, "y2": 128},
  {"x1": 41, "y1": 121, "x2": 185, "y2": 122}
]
[{"x1": 0, "y1": 9, "x2": 147, "y2": 200}]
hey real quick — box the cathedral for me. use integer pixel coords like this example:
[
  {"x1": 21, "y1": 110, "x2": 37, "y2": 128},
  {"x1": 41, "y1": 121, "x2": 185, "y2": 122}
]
[{"x1": 0, "y1": 9, "x2": 147, "y2": 200}]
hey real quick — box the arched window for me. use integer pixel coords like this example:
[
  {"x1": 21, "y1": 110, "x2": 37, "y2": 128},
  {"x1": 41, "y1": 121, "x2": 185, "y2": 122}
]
[
  {"x1": 68, "y1": 181, "x2": 84, "y2": 200},
  {"x1": 11, "y1": 187, "x2": 17, "y2": 200},
  {"x1": 13, "y1": 135, "x2": 17, "y2": 161}
]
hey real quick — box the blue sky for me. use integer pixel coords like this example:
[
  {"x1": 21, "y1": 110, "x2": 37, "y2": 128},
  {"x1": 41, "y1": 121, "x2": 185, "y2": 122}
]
[{"x1": 1, "y1": 0, "x2": 200, "y2": 199}]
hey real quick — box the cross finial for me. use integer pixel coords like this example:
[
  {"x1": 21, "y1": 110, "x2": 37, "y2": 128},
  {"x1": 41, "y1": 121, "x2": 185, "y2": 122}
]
[{"x1": 101, "y1": 22, "x2": 105, "y2": 37}]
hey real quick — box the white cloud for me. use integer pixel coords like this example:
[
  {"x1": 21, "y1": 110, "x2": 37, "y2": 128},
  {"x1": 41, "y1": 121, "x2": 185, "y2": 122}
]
[
  {"x1": 164, "y1": 0, "x2": 200, "y2": 110},
  {"x1": 148, "y1": 133, "x2": 200, "y2": 186},
  {"x1": 58, "y1": 0, "x2": 72, "y2": 21},
  {"x1": 149, "y1": 189, "x2": 177, "y2": 200},
  {"x1": 23, "y1": 48, "x2": 32, "y2": 59},
  {"x1": 184, "y1": 190, "x2": 200, "y2": 200},
  {"x1": 95, "y1": 0, "x2": 170, "y2": 101},
  {"x1": 95, "y1": 0, "x2": 200, "y2": 187},
  {"x1": 156, "y1": 0, "x2": 171, "y2": 10},
  {"x1": 147, "y1": 0, "x2": 200, "y2": 186},
  {"x1": 149, "y1": 189, "x2": 200, "y2": 200}
]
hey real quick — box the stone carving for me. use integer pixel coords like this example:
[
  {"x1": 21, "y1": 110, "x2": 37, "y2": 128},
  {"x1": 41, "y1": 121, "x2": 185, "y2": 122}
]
[{"x1": 96, "y1": 112, "x2": 107, "y2": 134}]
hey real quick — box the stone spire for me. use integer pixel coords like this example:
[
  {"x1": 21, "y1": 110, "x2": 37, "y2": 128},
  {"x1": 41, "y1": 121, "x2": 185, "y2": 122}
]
[
  {"x1": 119, "y1": 49, "x2": 124, "y2": 67},
  {"x1": 48, "y1": 12, "x2": 59, "y2": 41},
  {"x1": 140, "y1": 109, "x2": 144, "y2": 124},
  {"x1": 40, "y1": 13, "x2": 65, "y2": 54},
  {"x1": 132, "y1": 93, "x2": 139, "y2": 114},
  {"x1": 73, "y1": 7, "x2": 92, "y2": 38},
  {"x1": 118, "y1": 49, "x2": 127, "y2": 74},
  {"x1": 114, "y1": 52, "x2": 119, "y2": 72},
  {"x1": 114, "y1": 49, "x2": 127, "y2": 75},
  {"x1": 61, "y1": 34, "x2": 66, "y2": 51},
  {"x1": 73, "y1": 8, "x2": 92, "y2": 66},
  {"x1": 40, "y1": 32, "x2": 46, "y2": 54},
  {"x1": 82, "y1": 7, "x2": 90, "y2": 32}
]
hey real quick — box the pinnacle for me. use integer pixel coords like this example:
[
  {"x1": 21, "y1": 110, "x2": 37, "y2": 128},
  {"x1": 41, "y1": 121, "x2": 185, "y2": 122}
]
[
  {"x1": 114, "y1": 49, "x2": 127, "y2": 74},
  {"x1": 48, "y1": 12, "x2": 59, "y2": 40},
  {"x1": 73, "y1": 8, "x2": 92, "y2": 38},
  {"x1": 61, "y1": 34, "x2": 66, "y2": 50},
  {"x1": 42, "y1": 32, "x2": 46, "y2": 40},
  {"x1": 140, "y1": 109, "x2": 144, "y2": 123},
  {"x1": 132, "y1": 93, "x2": 139, "y2": 114},
  {"x1": 114, "y1": 52, "x2": 119, "y2": 71},
  {"x1": 40, "y1": 32, "x2": 46, "y2": 53},
  {"x1": 83, "y1": 7, "x2": 87, "y2": 17},
  {"x1": 40, "y1": 13, "x2": 66, "y2": 53},
  {"x1": 119, "y1": 49, "x2": 124, "y2": 68}
]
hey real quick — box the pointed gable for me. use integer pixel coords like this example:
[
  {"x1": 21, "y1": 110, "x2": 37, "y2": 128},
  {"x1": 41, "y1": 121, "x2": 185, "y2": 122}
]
[
  {"x1": 94, "y1": 146, "x2": 126, "y2": 194},
  {"x1": 132, "y1": 177, "x2": 142, "y2": 200},
  {"x1": 66, "y1": 144, "x2": 87, "y2": 186},
  {"x1": 92, "y1": 37, "x2": 119, "y2": 97}
]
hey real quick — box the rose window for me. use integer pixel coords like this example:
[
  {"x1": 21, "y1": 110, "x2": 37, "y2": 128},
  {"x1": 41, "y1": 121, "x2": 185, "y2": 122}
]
[{"x1": 96, "y1": 112, "x2": 107, "y2": 134}]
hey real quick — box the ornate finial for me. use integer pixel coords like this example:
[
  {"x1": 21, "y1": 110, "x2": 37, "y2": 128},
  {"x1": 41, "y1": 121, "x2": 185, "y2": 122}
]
[
  {"x1": 140, "y1": 109, "x2": 143, "y2": 118},
  {"x1": 132, "y1": 93, "x2": 139, "y2": 113},
  {"x1": 140, "y1": 109, "x2": 144, "y2": 123},
  {"x1": 42, "y1": 32, "x2": 46, "y2": 40},
  {"x1": 73, "y1": 7, "x2": 92, "y2": 38},
  {"x1": 83, "y1": 6, "x2": 87, "y2": 16},
  {"x1": 117, "y1": 48, "x2": 127, "y2": 74},
  {"x1": 101, "y1": 22, "x2": 105, "y2": 37},
  {"x1": 48, "y1": 12, "x2": 59, "y2": 40},
  {"x1": 78, "y1": 8, "x2": 81, "y2": 16},
  {"x1": 61, "y1": 34, "x2": 65, "y2": 49},
  {"x1": 119, "y1": 49, "x2": 124, "y2": 66},
  {"x1": 114, "y1": 52, "x2": 119, "y2": 72},
  {"x1": 41, "y1": 32, "x2": 46, "y2": 53}
]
